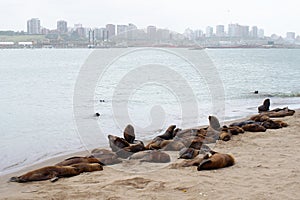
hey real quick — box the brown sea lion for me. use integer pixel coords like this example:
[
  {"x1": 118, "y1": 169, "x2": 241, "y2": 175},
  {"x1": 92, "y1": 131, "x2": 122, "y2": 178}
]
[
  {"x1": 250, "y1": 114, "x2": 270, "y2": 122},
  {"x1": 55, "y1": 156, "x2": 100, "y2": 166},
  {"x1": 123, "y1": 124, "x2": 135, "y2": 143},
  {"x1": 274, "y1": 120, "x2": 288, "y2": 127},
  {"x1": 129, "y1": 150, "x2": 171, "y2": 163},
  {"x1": 70, "y1": 163, "x2": 103, "y2": 173},
  {"x1": 108, "y1": 135, "x2": 130, "y2": 152},
  {"x1": 242, "y1": 124, "x2": 266, "y2": 132},
  {"x1": 123, "y1": 140, "x2": 145, "y2": 152},
  {"x1": 10, "y1": 163, "x2": 103, "y2": 183},
  {"x1": 197, "y1": 152, "x2": 235, "y2": 171},
  {"x1": 219, "y1": 131, "x2": 232, "y2": 141},
  {"x1": 262, "y1": 107, "x2": 295, "y2": 117},
  {"x1": 10, "y1": 166, "x2": 81, "y2": 183},
  {"x1": 258, "y1": 99, "x2": 270, "y2": 113}
]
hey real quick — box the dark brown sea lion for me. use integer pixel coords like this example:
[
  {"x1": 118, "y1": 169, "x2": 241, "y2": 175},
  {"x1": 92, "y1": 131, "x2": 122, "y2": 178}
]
[
  {"x1": 123, "y1": 140, "x2": 145, "y2": 152},
  {"x1": 197, "y1": 152, "x2": 235, "y2": 171},
  {"x1": 178, "y1": 148, "x2": 199, "y2": 159},
  {"x1": 230, "y1": 120, "x2": 257, "y2": 127},
  {"x1": 55, "y1": 156, "x2": 101, "y2": 166},
  {"x1": 242, "y1": 124, "x2": 266, "y2": 132},
  {"x1": 108, "y1": 135, "x2": 130, "y2": 152},
  {"x1": 261, "y1": 120, "x2": 282, "y2": 129},
  {"x1": 129, "y1": 150, "x2": 171, "y2": 163},
  {"x1": 156, "y1": 125, "x2": 177, "y2": 140},
  {"x1": 258, "y1": 99, "x2": 270, "y2": 113},
  {"x1": 123, "y1": 124, "x2": 135, "y2": 143}
]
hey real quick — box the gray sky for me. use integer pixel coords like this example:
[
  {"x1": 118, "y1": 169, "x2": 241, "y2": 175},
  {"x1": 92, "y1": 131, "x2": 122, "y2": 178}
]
[{"x1": 1, "y1": 0, "x2": 299, "y2": 36}]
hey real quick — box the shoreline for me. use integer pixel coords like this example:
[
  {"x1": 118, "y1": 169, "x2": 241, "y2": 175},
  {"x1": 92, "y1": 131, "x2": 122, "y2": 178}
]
[
  {"x1": 0, "y1": 108, "x2": 297, "y2": 179},
  {"x1": 1, "y1": 109, "x2": 299, "y2": 199}
]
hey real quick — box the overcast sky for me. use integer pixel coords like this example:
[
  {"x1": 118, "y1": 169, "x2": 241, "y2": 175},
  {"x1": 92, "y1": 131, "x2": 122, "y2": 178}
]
[{"x1": 1, "y1": 0, "x2": 299, "y2": 36}]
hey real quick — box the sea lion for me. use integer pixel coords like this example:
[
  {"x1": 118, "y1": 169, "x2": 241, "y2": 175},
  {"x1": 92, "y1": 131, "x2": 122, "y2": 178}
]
[
  {"x1": 258, "y1": 99, "x2": 270, "y2": 113},
  {"x1": 162, "y1": 140, "x2": 186, "y2": 151},
  {"x1": 206, "y1": 116, "x2": 221, "y2": 140},
  {"x1": 263, "y1": 107, "x2": 295, "y2": 117},
  {"x1": 123, "y1": 140, "x2": 145, "y2": 152},
  {"x1": 179, "y1": 148, "x2": 199, "y2": 159},
  {"x1": 95, "y1": 113, "x2": 100, "y2": 117},
  {"x1": 222, "y1": 125, "x2": 244, "y2": 135},
  {"x1": 230, "y1": 120, "x2": 258, "y2": 127},
  {"x1": 261, "y1": 120, "x2": 282, "y2": 129},
  {"x1": 70, "y1": 163, "x2": 103, "y2": 173},
  {"x1": 123, "y1": 124, "x2": 135, "y2": 143},
  {"x1": 129, "y1": 150, "x2": 171, "y2": 163},
  {"x1": 242, "y1": 124, "x2": 266, "y2": 132},
  {"x1": 156, "y1": 125, "x2": 177, "y2": 140},
  {"x1": 90, "y1": 148, "x2": 122, "y2": 165},
  {"x1": 250, "y1": 114, "x2": 270, "y2": 122},
  {"x1": 274, "y1": 120, "x2": 288, "y2": 127},
  {"x1": 10, "y1": 163, "x2": 103, "y2": 183},
  {"x1": 197, "y1": 152, "x2": 235, "y2": 171},
  {"x1": 219, "y1": 131, "x2": 232, "y2": 141},
  {"x1": 55, "y1": 156, "x2": 101, "y2": 166},
  {"x1": 108, "y1": 135, "x2": 130, "y2": 152},
  {"x1": 10, "y1": 166, "x2": 81, "y2": 183}
]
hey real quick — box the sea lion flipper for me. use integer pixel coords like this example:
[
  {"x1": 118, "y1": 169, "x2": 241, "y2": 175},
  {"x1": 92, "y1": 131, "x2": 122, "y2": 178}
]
[
  {"x1": 50, "y1": 177, "x2": 59, "y2": 182},
  {"x1": 197, "y1": 159, "x2": 212, "y2": 171},
  {"x1": 9, "y1": 176, "x2": 20, "y2": 182}
]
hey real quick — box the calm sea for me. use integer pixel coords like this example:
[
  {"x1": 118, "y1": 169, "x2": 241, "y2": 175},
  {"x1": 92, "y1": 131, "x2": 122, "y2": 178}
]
[{"x1": 0, "y1": 48, "x2": 299, "y2": 175}]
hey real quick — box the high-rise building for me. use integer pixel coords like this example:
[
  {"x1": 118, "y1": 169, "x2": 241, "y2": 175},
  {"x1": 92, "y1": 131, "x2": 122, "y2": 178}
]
[
  {"x1": 106, "y1": 24, "x2": 115, "y2": 39},
  {"x1": 250, "y1": 26, "x2": 258, "y2": 38},
  {"x1": 127, "y1": 23, "x2": 138, "y2": 40},
  {"x1": 156, "y1": 29, "x2": 170, "y2": 41},
  {"x1": 258, "y1": 29, "x2": 264, "y2": 38},
  {"x1": 117, "y1": 25, "x2": 128, "y2": 39},
  {"x1": 95, "y1": 28, "x2": 108, "y2": 41},
  {"x1": 216, "y1": 25, "x2": 225, "y2": 37},
  {"x1": 206, "y1": 26, "x2": 213, "y2": 37},
  {"x1": 27, "y1": 18, "x2": 41, "y2": 34},
  {"x1": 228, "y1": 23, "x2": 249, "y2": 38},
  {"x1": 57, "y1": 20, "x2": 68, "y2": 34},
  {"x1": 286, "y1": 32, "x2": 296, "y2": 40},
  {"x1": 147, "y1": 26, "x2": 157, "y2": 41}
]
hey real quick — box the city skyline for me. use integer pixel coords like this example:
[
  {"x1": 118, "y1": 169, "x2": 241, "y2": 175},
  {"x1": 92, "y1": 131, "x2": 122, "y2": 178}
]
[
  {"x1": 0, "y1": 0, "x2": 299, "y2": 36},
  {"x1": 6, "y1": 17, "x2": 299, "y2": 39}
]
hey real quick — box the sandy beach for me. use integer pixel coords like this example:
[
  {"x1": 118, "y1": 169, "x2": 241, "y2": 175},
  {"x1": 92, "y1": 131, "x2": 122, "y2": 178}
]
[{"x1": 0, "y1": 110, "x2": 299, "y2": 200}]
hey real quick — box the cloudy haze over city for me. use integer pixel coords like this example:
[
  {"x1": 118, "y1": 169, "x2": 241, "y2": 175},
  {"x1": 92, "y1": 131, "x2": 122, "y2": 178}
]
[{"x1": 1, "y1": 0, "x2": 299, "y2": 36}]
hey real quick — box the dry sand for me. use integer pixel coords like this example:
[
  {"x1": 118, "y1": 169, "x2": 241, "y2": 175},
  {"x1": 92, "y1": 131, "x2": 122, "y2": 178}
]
[{"x1": 0, "y1": 110, "x2": 299, "y2": 200}]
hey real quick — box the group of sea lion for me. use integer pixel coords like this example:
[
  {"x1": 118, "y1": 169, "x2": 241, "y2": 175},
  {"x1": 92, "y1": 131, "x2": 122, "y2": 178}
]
[{"x1": 9, "y1": 98, "x2": 295, "y2": 183}]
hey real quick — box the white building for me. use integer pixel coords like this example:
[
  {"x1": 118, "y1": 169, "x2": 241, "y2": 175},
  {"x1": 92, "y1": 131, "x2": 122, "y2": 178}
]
[
  {"x1": 216, "y1": 25, "x2": 225, "y2": 37},
  {"x1": 206, "y1": 26, "x2": 213, "y2": 37},
  {"x1": 27, "y1": 18, "x2": 41, "y2": 34}
]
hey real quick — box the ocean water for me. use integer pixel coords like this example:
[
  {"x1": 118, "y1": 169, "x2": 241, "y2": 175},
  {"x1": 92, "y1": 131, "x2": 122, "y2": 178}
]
[{"x1": 0, "y1": 48, "x2": 299, "y2": 175}]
